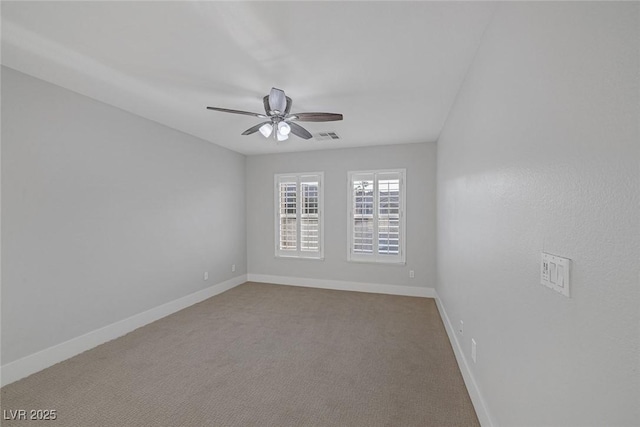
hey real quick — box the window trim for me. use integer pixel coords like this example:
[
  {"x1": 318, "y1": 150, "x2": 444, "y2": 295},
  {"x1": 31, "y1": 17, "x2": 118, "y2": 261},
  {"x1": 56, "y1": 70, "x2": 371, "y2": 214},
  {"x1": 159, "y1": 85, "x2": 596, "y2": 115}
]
[
  {"x1": 274, "y1": 172, "x2": 324, "y2": 260},
  {"x1": 347, "y1": 169, "x2": 406, "y2": 265}
]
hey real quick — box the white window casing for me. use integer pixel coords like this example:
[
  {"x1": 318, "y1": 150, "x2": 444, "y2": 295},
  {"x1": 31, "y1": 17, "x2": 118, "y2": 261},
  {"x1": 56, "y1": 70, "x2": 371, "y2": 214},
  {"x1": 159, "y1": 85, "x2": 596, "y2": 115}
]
[
  {"x1": 347, "y1": 169, "x2": 406, "y2": 264},
  {"x1": 274, "y1": 172, "x2": 324, "y2": 259}
]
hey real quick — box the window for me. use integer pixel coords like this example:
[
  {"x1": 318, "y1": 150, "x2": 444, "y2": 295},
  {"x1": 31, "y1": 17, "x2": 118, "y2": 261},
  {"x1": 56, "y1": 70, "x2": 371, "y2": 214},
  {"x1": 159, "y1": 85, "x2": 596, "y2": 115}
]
[
  {"x1": 348, "y1": 169, "x2": 406, "y2": 264},
  {"x1": 275, "y1": 172, "x2": 324, "y2": 259}
]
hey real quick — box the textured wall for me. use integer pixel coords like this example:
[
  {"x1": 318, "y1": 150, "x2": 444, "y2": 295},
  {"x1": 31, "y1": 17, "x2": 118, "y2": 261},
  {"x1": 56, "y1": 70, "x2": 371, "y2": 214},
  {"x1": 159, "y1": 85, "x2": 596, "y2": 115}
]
[
  {"x1": 247, "y1": 143, "x2": 436, "y2": 289},
  {"x1": 437, "y1": 3, "x2": 639, "y2": 425},
  {"x1": 2, "y1": 68, "x2": 247, "y2": 364}
]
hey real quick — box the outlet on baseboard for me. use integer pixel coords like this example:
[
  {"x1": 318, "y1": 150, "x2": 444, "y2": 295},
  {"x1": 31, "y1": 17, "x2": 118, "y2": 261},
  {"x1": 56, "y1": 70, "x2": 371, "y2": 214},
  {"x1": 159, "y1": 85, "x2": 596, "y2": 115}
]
[
  {"x1": 203, "y1": 271, "x2": 209, "y2": 281},
  {"x1": 471, "y1": 339, "x2": 477, "y2": 364},
  {"x1": 458, "y1": 320, "x2": 464, "y2": 335},
  {"x1": 232, "y1": 264, "x2": 236, "y2": 272}
]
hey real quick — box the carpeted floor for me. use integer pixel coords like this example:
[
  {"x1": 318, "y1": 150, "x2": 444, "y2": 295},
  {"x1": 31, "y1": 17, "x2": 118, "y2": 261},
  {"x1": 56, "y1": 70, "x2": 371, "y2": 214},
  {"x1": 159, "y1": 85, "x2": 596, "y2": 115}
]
[{"x1": 1, "y1": 282, "x2": 479, "y2": 426}]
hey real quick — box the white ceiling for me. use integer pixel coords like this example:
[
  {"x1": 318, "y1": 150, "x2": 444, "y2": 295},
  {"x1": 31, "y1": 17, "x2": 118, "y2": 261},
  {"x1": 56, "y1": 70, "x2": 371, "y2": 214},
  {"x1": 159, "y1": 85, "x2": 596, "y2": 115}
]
[{"x1": 2, "y1": 2, "x2": 495, "y2": 155}]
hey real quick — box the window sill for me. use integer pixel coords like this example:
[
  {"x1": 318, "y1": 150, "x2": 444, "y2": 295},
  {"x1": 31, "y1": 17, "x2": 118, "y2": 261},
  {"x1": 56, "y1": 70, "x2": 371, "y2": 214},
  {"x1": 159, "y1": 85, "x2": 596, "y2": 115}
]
[
  {"x1": 275, "y1": 255, "x2": 325, "y2": 261},
  {"x1": 347, "y1": 258, "x2": 406, "y2": 266}
]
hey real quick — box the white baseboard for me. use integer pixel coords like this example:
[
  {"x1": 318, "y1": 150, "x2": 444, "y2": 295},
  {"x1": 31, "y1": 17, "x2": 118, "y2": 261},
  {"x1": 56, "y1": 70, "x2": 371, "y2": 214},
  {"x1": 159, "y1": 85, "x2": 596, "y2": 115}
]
[
  {"x1": 247, "y1": 273, "x2": 435, "y2": 298},
  {"x1": 434, "y1": 291, "x2": 495, "y2": 427},
  {"x1": 0, "y1": 274, "x2": 247, "y2": 387}
]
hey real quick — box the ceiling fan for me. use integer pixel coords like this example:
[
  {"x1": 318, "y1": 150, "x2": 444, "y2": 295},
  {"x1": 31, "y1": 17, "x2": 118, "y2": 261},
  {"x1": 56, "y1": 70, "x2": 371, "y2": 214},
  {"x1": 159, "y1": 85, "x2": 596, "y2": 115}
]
[{"x1": 207, "y1": 88, "x2": 343, "y2": 141}]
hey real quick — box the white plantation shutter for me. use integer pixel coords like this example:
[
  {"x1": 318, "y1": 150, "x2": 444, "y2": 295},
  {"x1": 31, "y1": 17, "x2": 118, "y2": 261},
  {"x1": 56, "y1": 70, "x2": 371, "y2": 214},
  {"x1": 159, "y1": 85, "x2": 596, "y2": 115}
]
[
  {"x1": 300, "y1": 178, "x2": 320, "y2": 252},
  {"x1": 275, "y1": 173, "x2": 324, "y2": 258},
  {"x1": 377, "y1": 173, "x2": 401, "y2": 256},
  {"x1": 352, "y1": 173, "x2": 374, "y2": 254},
  {"x1": 278, "y1": 178, "x2": 297, "y2": 252},
  {"x1": 348, "y1": 170, "x2": 406, "y2": 264}
]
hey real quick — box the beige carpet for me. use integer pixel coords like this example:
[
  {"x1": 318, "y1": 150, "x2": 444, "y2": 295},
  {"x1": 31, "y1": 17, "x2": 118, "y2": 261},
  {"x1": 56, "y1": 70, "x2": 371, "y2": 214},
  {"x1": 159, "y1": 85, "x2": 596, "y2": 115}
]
[{"x1": 1, "y1": 282, "x2": 479, "y2": 426}]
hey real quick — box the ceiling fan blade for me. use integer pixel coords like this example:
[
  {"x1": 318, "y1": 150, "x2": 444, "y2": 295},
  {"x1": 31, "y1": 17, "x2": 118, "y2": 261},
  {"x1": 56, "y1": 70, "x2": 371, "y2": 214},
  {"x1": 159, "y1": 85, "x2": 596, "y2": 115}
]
[
  {"x1": 288, "y1": 122, "x2": 313, "y2": 140},
  {"x1": 207, "y1": 107, "x2": 267, "y2": 118},
  {"x1": 241, "y1": 121, "x2": 271, "y2": 136},
  {"x1": 263, "y1": 96, "x2": 271, "y2": 115},
  {"x1": 285, "y1": 97, "x2": 292, "y2": 115},
  {"x1": 289, "y1": 112, "x2": 343, "y2": 122},
  {"x1": 268, "y1": 87, "x2": 287, "y2": 114}
]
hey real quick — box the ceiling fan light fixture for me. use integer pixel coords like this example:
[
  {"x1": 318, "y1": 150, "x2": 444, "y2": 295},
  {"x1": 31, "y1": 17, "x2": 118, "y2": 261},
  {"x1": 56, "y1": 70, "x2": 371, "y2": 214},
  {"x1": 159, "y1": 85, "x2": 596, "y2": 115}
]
[
  {"x1": 277, "y1": 121, "x2": 291, "y2": 136},
  {"x1": 277, "y1": 132, "x2": 289, "y2": 141},
  {"x1": 259, "y1": 123, "x2": 273, "y2": 138}
]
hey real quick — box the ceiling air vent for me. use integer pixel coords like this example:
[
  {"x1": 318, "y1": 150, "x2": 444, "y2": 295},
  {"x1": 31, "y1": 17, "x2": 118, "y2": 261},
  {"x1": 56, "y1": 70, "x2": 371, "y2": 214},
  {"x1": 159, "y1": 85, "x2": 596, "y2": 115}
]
[{"x1": 314, "y1": 132, "x2": 341, "y2": 141}]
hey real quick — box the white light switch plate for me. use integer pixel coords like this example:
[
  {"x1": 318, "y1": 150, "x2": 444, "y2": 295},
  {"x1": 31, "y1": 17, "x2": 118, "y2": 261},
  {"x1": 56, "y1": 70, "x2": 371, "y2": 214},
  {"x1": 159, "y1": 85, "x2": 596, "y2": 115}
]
[{"x1": 541, "y1": 252, "x2": 571, "y2": 297}]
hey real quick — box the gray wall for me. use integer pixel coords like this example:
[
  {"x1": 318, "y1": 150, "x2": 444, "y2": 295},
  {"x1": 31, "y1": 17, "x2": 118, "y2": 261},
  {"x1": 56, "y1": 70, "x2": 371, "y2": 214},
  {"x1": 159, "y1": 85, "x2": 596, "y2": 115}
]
[
  {"x1": 1, "y1": 67, "x2": 247, "y2": 364},
  {"x1": 247, "y1": 143, "x2": 436, "y2": 289},
  {"x1": 436, "y1": 3, "x2": 639, "y2": 426}
]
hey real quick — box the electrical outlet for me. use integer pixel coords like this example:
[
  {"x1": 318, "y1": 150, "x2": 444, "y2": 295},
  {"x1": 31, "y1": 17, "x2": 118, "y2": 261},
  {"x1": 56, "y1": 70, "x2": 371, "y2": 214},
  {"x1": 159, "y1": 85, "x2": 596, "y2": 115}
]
[
  {"x1": 409, "y1": 270, "x2": 415, "y2": 278},
  {"x1": 232, "y1": 264, "x2": 236, "y2": 272},
  {"x1": 471, "y1": 339, "x2": 477, "y2": 364},
  {"x1": 459, "y1": 320, "x2": 464, "y2": 335},
  {"x1": 204, "y1": 271, "x2": 208, "y2": 280}
]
